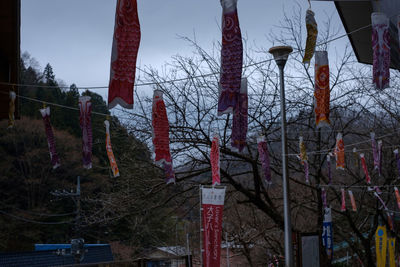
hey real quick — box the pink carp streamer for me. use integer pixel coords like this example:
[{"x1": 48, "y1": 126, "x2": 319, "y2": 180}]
[
  {"x1": 360, "y1": 153, "x2": 371, "y2": 184},
  {"x1": 394, "y1": 187, "x2": 400, "y2": 210},
  {"x1": 371, "y1": 132, "x2": 379, "y2": 170},
  {"x1": 218, "y1": 0, "x2": 243, "y2": 115},
  {"x1": 152, "y1": 90, "x2": 175, "y2": 184},
  {"x1": 348, "y1": 190, "x2": 357, "y2": 212},
  {"x1": 104, "y1": 120, "x2": 120, "y2": 177},
  {"x1": 257, "y1": 135, "x2": 272, "y2": 184},
  {"x1": 341, "y1": 188, "x2": 346, "y2": 212},
  {"x1": 7, "y1": 91, "x2": 16, "y2": 129},
  {"x1": 334, "y1": 133, "x2": 345, "y2": 170},
  {"x1": 371, "y1": 12, "x2": 390, "y2": 90},
  {"x1": 39, "y1": 107, "x2": 60, "y2": 169},
  {"x1": 314, "y1": 51, "x2": 330, "y2": 128},
  {"x1": 108, "y1": 0, "x2": 141, "y2": 109},
  {"x1": 298, "y1": 136, "x2": 309, "y2": 183},
  {"x1": 231, "y1": 78, "x2": 248, "y2": 151},
  {"x1": 303, "y1": 9, "x2": 318, "y2": 66},
  {"x1": 210, "y1": 132, "x2": 220, "y2": 185},
  {"x1": 79, "y1": 96, "x2": 92, "y2": 169}
]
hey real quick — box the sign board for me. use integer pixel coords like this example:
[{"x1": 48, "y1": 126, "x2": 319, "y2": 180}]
[{"x1": 301, "y1": 234, "x2": 320, "y2": 267}]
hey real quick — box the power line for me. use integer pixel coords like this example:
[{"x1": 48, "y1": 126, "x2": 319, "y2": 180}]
[{"x1": 0, "y1": 210, "x2": 75, "y2": 225}]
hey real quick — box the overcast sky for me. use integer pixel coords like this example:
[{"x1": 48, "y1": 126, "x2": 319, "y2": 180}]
[{"x1": 21, "y1": 0, "x2": 341, "y2": 97}]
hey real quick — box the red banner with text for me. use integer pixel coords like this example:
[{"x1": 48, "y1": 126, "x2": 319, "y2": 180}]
[{"x1": 202, "y1": 187, "x2": 226, "y2": 267}]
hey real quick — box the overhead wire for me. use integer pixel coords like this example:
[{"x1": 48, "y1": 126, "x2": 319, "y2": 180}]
[{"x1": 0, "y1": 210, "x2": 75, "y2": 225}]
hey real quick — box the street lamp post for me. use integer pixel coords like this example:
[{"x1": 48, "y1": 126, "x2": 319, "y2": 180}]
[{"x1": 269, "y1": 46, "x2": 294, "y2": 267}]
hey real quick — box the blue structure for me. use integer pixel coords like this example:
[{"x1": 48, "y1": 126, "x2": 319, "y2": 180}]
[{"x1": 0, "y1": 244, "x2": 113, "y2": 267}]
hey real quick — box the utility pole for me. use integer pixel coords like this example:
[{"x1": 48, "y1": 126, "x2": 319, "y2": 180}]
[{"x1": 51, "y1": 176, "x2": 83, "y2": 264}]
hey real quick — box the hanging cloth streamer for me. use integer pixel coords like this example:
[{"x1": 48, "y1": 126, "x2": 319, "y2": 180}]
[
  {"x1": 341, "y1": 188, "x2": 346, "y2": 211},
  {"x1": 302, "y1": 9, "x2": 318, "y2": 66},
  {"x1": 378, "y1": 140, "x2": 383, "y2": 176},
  {"x1": 394, "y1": 149, "x2": 400, "y2": 178},
  {"x1": 108, "y1": 0, "x2": 141, "y2": 109},
  {"x1": 322, "y1": 207, "x2": 333, "y2": 260},
  {"x1": 104, "y1": 120, "x2": 120, "y2": 177},
  {"x1": 7, "y1": 91, "x2": 16, "y2": 129},
  {"x1": 39, "y1": 107, "x2": 60, "y2": 169},
  {"x1": 210, "y1": 132, "x2": 221, "y2": 186},
  {"x1": 371, "y1": 132, "x2": 379, "y2": 170},
  {"x1": 298, "y1": 136, "x2": 309, "y2": 183},
  {"x1": 394, "y1": 187, "x2": 400, "y2": 210},
  {"x1": 389, "y1": 237, "x2": 396, "y2": 267},
  {"x1": 257, "y1": 135, "x2": 272, "y2": 184},
  {"x1": 231, "y1": 78, "x2": 248, "y2": 151},
  {"x1": 327, "y1": 153, "x2": 332, "y2": 184},
  {"x1": 218, "y1": 0, "x2": 243, "y2": 115},
  {"x1": 348, "y1": 190, "x2": 357, "y2": 212},
  {"x1": 375, "y1": 225, "x2": 388, "y2": 267},
  {"x1": 321, "y1": 188, "x2": 327, "y2": 209},
  {"x1": 360, "y1": 153, "x2": 371, "y2": 184},
  {"x1": 334, "y1": 133, "x2": 345, "y2": 170},
  {"x1": 152, "y1": 90, "x2": 175, "y2": 184},
  {"x1": 79, "y1": 96, "x2": 93, "y2": 169},
  {"x1": 371, "y1": 12, "x2": 390, "y2": 90},
  {"x1": 314, "y1": 51, "x2": 330, "y2": 128}
]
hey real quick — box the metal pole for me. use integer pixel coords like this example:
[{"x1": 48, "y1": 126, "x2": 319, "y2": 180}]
[{"x1": 278, "y1": 64, "x2": 294, "y2": 267}]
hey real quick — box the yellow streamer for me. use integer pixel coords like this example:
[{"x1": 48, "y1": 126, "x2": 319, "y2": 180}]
[
  {"x1": 375, "y1": 225, "x2": 387, "y2": 267},
  {"x1": 389, "y1": 237, "x2": 395, "y2": 267},
  {"x1": 303, "y1": 9, "x2": 318, "y2": 66}
]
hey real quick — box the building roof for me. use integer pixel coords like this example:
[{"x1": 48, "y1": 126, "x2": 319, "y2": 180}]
[
  {"x1": 156, "y1": 246, "x2": 190, "y2": 257},
  {"x1": 334, "y1": 0, "x2": 400, "y2": 69},
  {"x1": 0, "y1": 245, "x2": 113, "y2": 267}
]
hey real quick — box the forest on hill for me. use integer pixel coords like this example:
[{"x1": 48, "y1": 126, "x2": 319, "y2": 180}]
[{"x1": 0, "y1": 53, "x2": 179, "y2": 259}]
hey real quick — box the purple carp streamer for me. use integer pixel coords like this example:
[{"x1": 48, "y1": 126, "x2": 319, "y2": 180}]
[
  {"x1": 7, "y1": 91, "x2": 16, "y2": 129},
  {"x1": 79, "y1": 96, "x2": 93, "y2": 169},
  {"x1": 104, "y1": 120, "x2": 120, "y2": 177},
  {"x1": 257, "y1": 135, "x2": 272, "y2": 184},
  {"x1": 303, "y1": 9, "x2": 318, "y2": 66},
  {"x1": 371, "y1": 12, "x2": 390, "y2": 90},
  {"x1": 39, "y1": 107, "x2": 60, "y2": 169},
  {"x1": 218, "y1": 0, "x2": 243, "y2": 115},
  {"x1": 231, "y1": 78, "x2": 248, "y2": 152}
]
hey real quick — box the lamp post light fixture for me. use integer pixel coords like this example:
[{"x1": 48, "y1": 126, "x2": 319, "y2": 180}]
[{"x1": 268, "y1": 45, "x2": 294, "y2": 267}]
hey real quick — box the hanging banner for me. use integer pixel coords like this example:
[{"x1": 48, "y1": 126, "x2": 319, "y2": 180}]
[
  {"x1": 334, "y1": 133, "x2": 345, "y2": 170},
  {"x1": 371, "y1": 132, "x2": 379, "y2": 170},
  {"x1": 257, "y1": 135, "x2": 272, "y2": 184},
  {"x1": 152, "y1": 90, "x2": 175, "y2": 184},
  {"x1": 39, "y1": 107, "x2": 60, "y2": 169},
  {"x1": 341, "y1": 188, "x2": 346, "y2": 211},
  {"x1": 211, "y1": 132, "x2": 220, "y2": 185},
  {"x1": 327, "y1": 154, "x2": 332, "y2": 184},
  {"x1": 8, "y1": 91, "x2": 16, "y2": 129},
  {"x1": 360, "y1": 153, "x2": 371, "y2": 184},
  {"x1": 394, "y1": 149, "x2": 400, "y2": 178},
  {"x1": 371, "y1": 12, "x2": 390, "y2": 90},
  {"x1": 218, "y1": 0, "x2": 243, "y2": 115},
  {"x1": 394, "y1": 187, "x2": 400, "y2": 210},
  {"x1": 231, "y1": 78, "x2": 248, "y2": 151},
  {"x1": 314, "y1": 51, "x2": 330, "y2": 128},
  {"x1": 389, "y1": 237, "x2": 396, "y2": 267},
  {"x1": 79, "y1": 96, "x2": 92, "y2": 169},
  {"x1": 375, "y1": 225, "x2": 387, "y2": 267},
  {"x1": 298, "y1": 136, "x2": 309, "y2": 183},
  {"x1": 378, "y1": 140, "x2": 382, "y2": 176},
  {"x1": 322, "y1": 207, "x2": 333, "y2": 261},
  {"x1": 321, "y1": 188, "x2": 327, "y2": 209},
  {"x1": 108, "y1": 0, "x2": 141, "y2": 109},
  {"x1": 348, "y1": 190, "x2": 357, "y2": 212},
  {"x1": 202, "y1": 187, "x2": 226, "y2": 267},
  {"x1": 303, "y1": 9, "x2": 318, "y2": 66},
  {"x1": 104, "y1": 120, "x2": 120, "y2": 177}
]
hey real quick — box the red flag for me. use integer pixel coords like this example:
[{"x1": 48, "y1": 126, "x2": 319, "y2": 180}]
[
  {"x1": 360, "y1": 153, "x2": 371, "y2": 184},
  {"x1": 108, "y1": 0, "x2": 141, "y2": 109},
  {"x1": 104, "y1": 120, "x2": 120, "y2": 177},
  {"x1": 202, "y1": 187, "x2": 226, "y2": 267},
  {"x1": 211, "y1": 133, "x2": 220, "y2": 185},
  {"x1": 334, "y1": 133, "x2": 345, "y2": 170},
  {"x1": 79, "y1": 96, "x2": 92, "y2": 169},
  {"x1": 348, "y1": 190, "x2": 357, "y2": 212},
  {"x1": 394, "y1": 187, "x2": 400, "y2": 210},
  {"x1": 314, "y1": 51, "x2": 330, "y2": 128},
  {"x1": 39, "y1": 107, "x2": 60, "y2": 169},
  {"x1": 152, "y1": 90, "x2": 175, "y2": 184}
]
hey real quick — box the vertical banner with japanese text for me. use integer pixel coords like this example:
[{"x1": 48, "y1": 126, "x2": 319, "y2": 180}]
[{"x1": 202, "y1": 187, "x2": 226, "y2": 267}]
